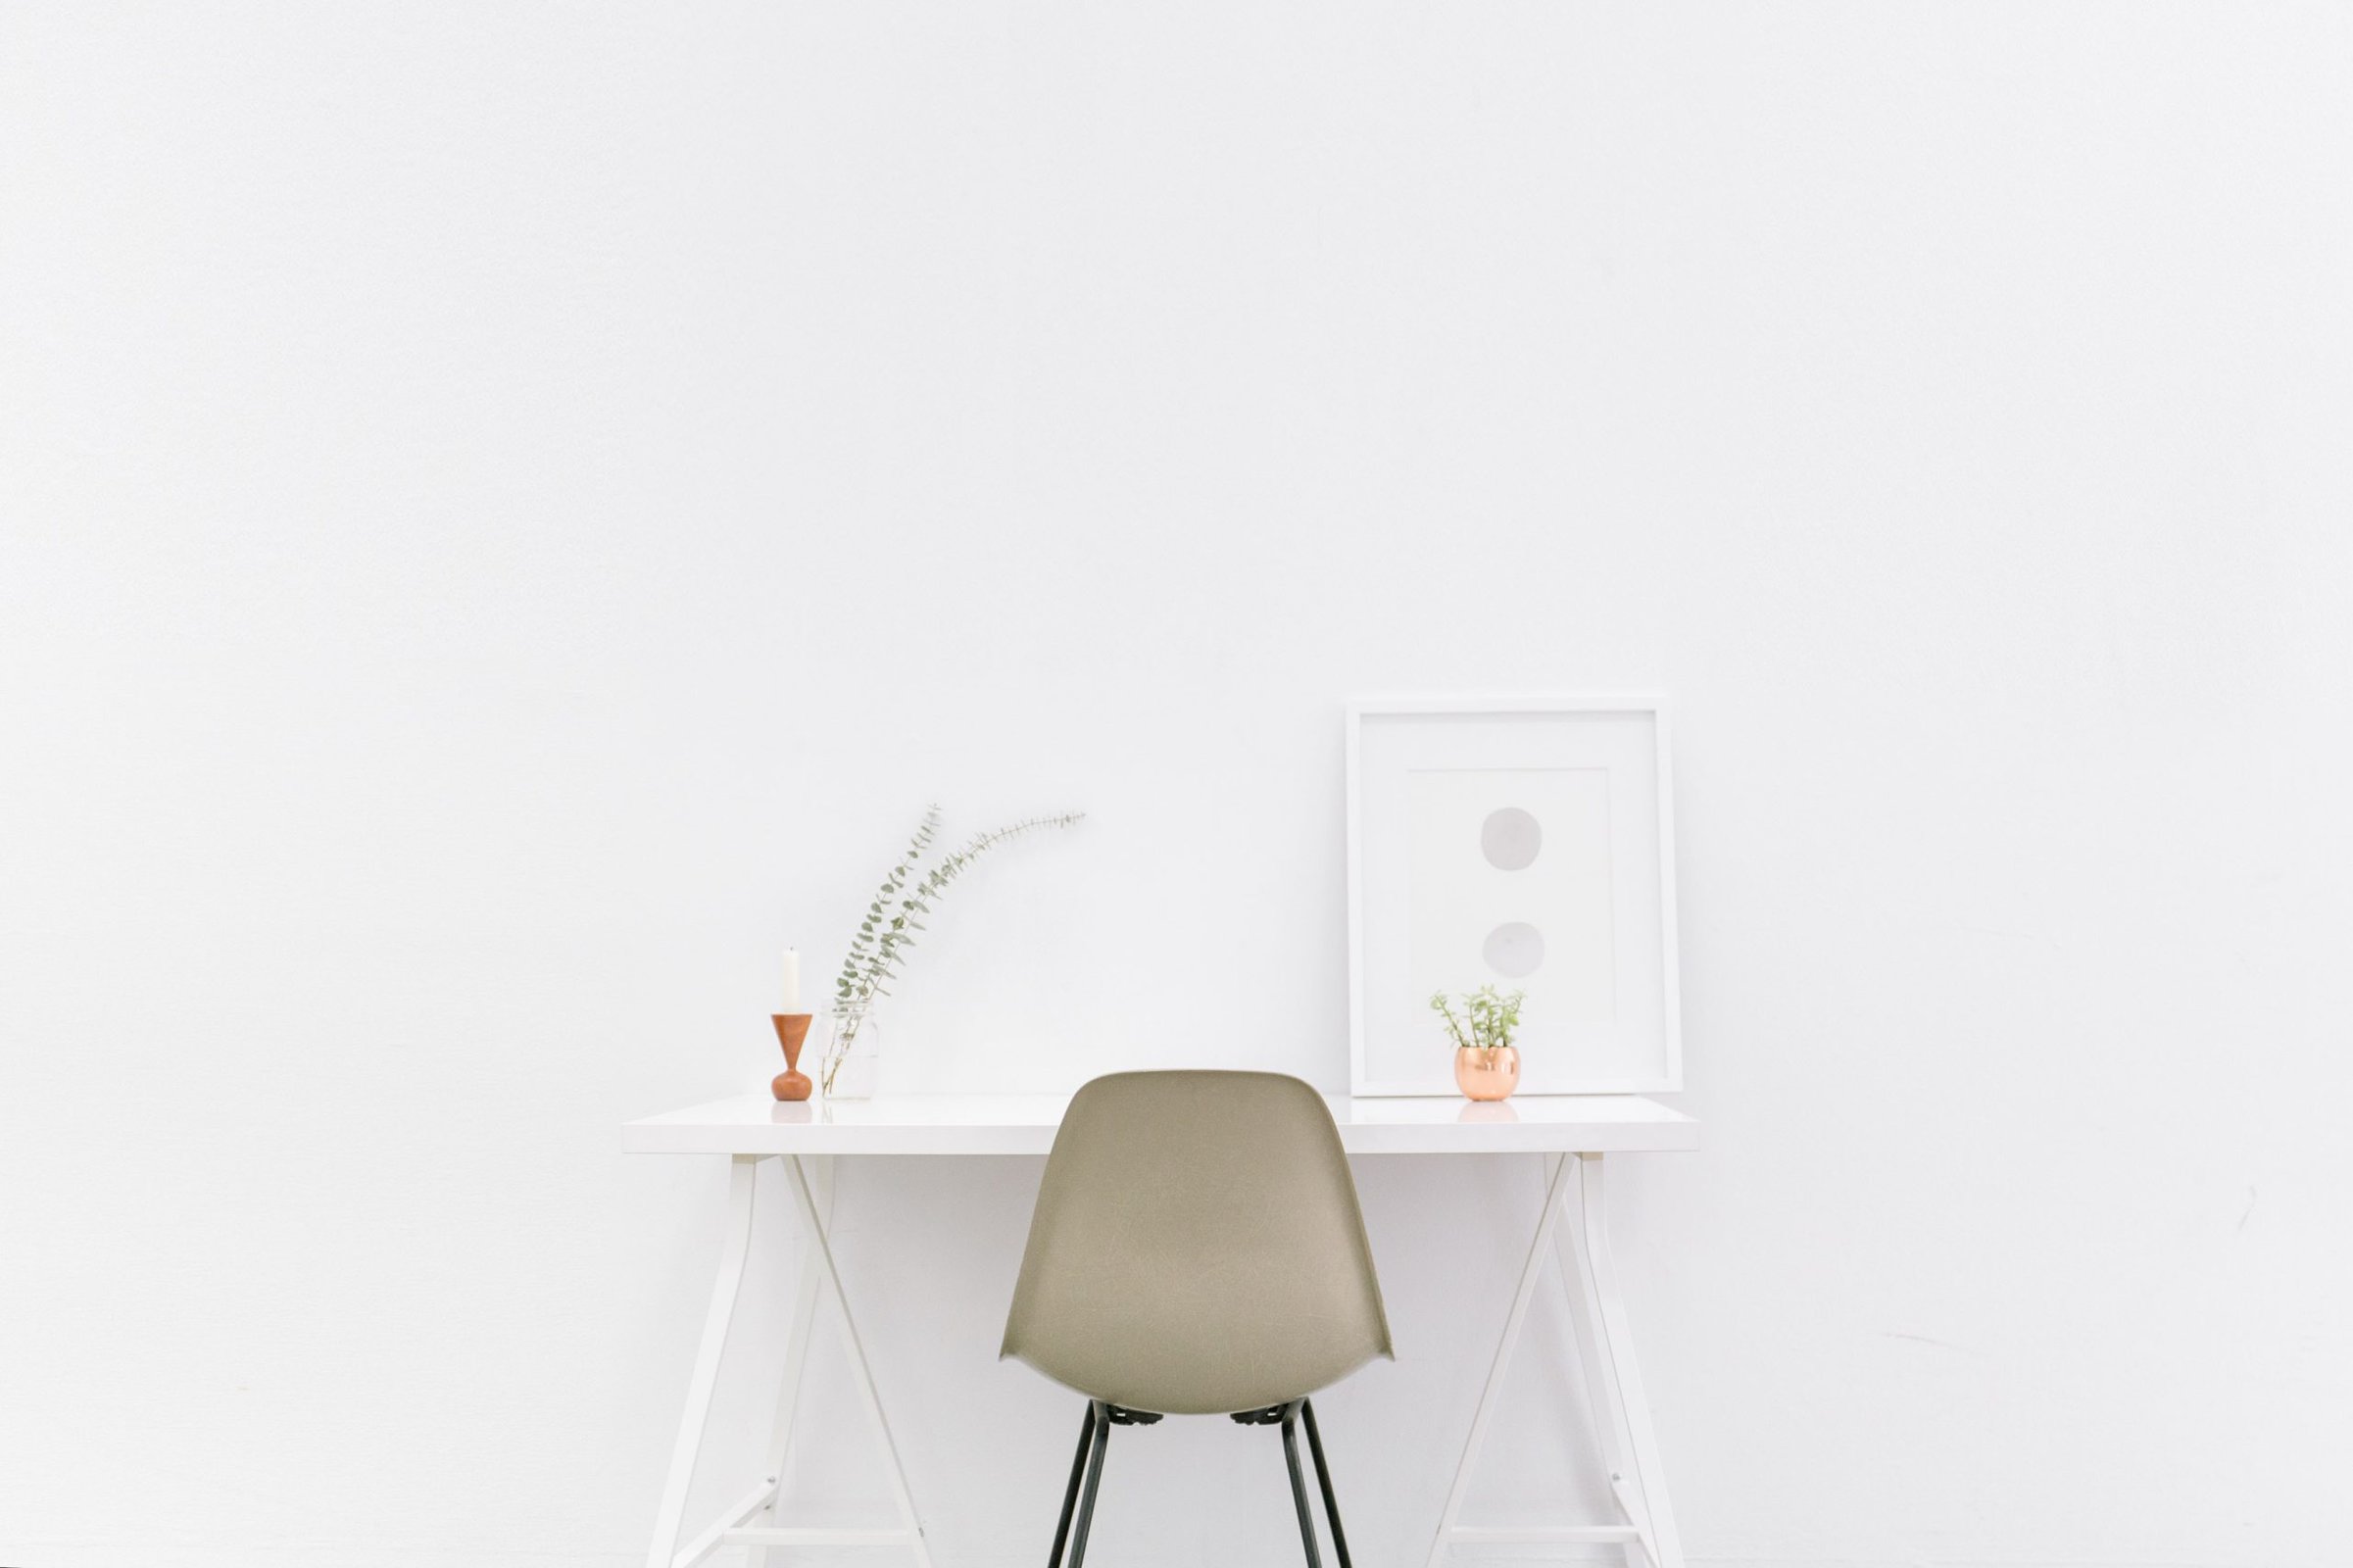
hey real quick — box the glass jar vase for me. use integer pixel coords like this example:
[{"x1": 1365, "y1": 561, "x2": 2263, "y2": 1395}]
[{"x1": 817, "y1": 999, "x2": 882, "y2": 1101}]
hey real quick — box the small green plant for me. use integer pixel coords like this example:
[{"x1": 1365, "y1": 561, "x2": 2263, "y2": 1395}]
[{"x1": 1431, "y1": 985, "x2": 1525, "y2": 1054}]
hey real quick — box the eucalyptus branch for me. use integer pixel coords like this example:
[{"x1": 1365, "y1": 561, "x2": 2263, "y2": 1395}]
[
  {"x1": 818, "y1": 806, "x2": 1084, "y2": 1093},
  {"x1": 832, "y1": 807, "x2": 1087, "y2": 1012},
  {"x1": 834, "y1": 807, "x2": 941, "y2": 1005}
]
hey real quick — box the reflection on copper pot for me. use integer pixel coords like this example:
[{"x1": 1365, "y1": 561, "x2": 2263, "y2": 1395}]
[{"x1": 1454, "y1": 1045, "x2": 1520, "y2": 1102}]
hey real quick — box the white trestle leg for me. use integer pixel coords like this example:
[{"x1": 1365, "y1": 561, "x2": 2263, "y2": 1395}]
[
  {"x1": 752, "y1": 1155, "x2": 831, "y2": 1568},
  {"x1": 646, "y1": 1156, "x2": 761, "y2": 1568},
  {"x1": 1544, "y1": 1154, "x2": 1649, "y2": 1566},
  {"x1": 1571, "y1": 1154, "x2": 1684, "y2": 1568},
  {"x1": 1425, "y1": 1152, "x2": 1686, "y2": 1568},
  {"x1": 643, "y1": 1153, "x2": 933, "y2": 1568},
  {"x1": 1425, "y1": 1153, "x2": 1575, "y2": 1568},
  {"x1": 765, "y1": 1154, "x2": 934, "y2": 1568}
]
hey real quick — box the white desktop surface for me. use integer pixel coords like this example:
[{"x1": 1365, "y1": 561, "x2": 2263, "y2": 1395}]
[{"x1": 623, "y1": 1091, "x2": 1698, "y2": 1156}]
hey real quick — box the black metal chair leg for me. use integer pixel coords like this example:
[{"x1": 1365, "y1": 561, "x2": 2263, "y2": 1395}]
[
  {"x1": 1048, "y1": 1395, "x2": 1348, "y2": 1568},
  {"x1": 1279, "y1": 1400, "x2": 1325, "y2": 1568},
  {"x1": 1066, "y1": 1400, "x2": 1113, "y2": 1568},
  {"x1": 1047, "y1": 1402, "x2": 1099, "y2": 1568},
  {"x1": 1299, "y1": 1398, "x2": 1354, "y2": 1568}
]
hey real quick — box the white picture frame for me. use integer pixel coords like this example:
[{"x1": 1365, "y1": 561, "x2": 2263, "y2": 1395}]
[{"x1": 1347, "y1": 696, "x2": 1684, "y2": 1097}]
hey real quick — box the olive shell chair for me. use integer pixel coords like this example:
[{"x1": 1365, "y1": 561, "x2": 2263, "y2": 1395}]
[{"x1": 1001, "y1": 1070, "x2": 1393, "y2": 1568}]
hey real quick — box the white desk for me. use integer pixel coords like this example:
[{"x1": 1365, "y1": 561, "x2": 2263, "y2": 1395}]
[{"x1": 626, "y1": 1093, "x2": 1698, "y2": 1568}]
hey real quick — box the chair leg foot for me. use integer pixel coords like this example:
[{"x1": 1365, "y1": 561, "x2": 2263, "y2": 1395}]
[
  {"x1": 1280, "y1": 1401, "x2": 1325, "y2": 1568},
  {"x1": 1299, "y1": 1399, "x2": 1354, "y2": 1568},
  {"x1": 1066, "y1": 1400, "x2": 1113, "y2": 1568},
  {"x1": 1047, "y1": 1402, "x2": 1098, "y2": 1568}
]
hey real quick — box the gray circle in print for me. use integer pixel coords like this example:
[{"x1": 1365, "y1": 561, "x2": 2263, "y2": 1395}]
[
  {"x1": 1483, "y1": 921, "x2": 1545, "y2": 979},
  {"x1": 1481, "y1": 807, "x2": 1543, "y2": 871}
]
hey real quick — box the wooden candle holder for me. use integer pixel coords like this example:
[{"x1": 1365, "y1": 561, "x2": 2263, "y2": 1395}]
[{"x1": 770, "y1": 1013, "x2": 814, "y2": 1102}]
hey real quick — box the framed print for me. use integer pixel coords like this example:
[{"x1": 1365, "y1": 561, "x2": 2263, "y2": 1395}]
[{"x1": 1347, "y1": 697, "x2": 1683, "y2": 1096}]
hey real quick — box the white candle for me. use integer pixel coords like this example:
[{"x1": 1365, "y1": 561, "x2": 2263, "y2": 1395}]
[{"x1": 780, "y1": 947, "x2": 801, "y2": 1013}]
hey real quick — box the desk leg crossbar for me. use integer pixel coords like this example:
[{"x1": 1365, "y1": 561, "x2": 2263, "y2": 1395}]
[
  {"x1": 1426, "y1": 1153, "x2": 1684, "y2": 1568},
  {"x1": 646, "y1": 1154, "x2": 932, "y2": 1568}
]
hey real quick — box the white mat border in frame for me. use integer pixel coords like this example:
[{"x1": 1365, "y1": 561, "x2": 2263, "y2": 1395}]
[{"x1": 1346, "y1": 695, "x2": 1684, "y2": 1097}]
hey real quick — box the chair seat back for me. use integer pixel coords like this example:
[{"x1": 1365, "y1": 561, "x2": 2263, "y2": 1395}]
[{"x1": 1002, "y1": 1070, "x2": 1393, "y2": 1416}]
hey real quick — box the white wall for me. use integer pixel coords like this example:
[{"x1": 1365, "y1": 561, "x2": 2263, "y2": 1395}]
[{"x1": 5, "y1": 2, "x2": 2351, "y2": 1565}]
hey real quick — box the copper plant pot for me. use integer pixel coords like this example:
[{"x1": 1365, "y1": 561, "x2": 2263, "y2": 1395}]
[{"x1": 1454, "y1": 1045, "x2": 1520, "y2": 1102}]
